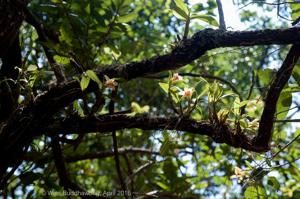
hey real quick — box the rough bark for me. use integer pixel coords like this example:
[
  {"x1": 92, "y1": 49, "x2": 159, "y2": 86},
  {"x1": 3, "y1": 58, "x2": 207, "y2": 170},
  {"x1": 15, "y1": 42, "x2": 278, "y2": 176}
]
[{"x1": 1, "y1": 3, "x2": 300, "y2": 185}]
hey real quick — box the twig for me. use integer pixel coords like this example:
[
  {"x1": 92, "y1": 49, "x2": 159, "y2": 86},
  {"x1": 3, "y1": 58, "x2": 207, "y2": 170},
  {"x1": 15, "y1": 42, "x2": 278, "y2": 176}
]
[
  {"x1": 272, "y1": 133, "x2": 300, "y2": 158},
  {"x1": 125, "y1": 160, "x2": 156, "y2": 185},
  {"x1": 216, "y1": 0, "x2": 226, "y2": 30},
  {"x1": 122, "y1": 154, "x2": 134, "y2": 199},
  {"x1": 24, "y1": 147, "x2": 159, "y2": 164},
  {"x1": 274, "y1": 119, "x2": 300, "y2": 123},
  {"x1": 108, "y1": 86, "x2": 127, "y2": 197},
  {"x1": 239, "y1": 0, "x2": 299, "y2": 10}
]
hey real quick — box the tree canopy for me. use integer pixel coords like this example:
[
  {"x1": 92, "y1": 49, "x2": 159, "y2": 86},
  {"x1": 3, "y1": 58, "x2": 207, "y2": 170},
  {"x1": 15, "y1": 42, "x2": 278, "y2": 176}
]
[{"x1": 1, "y1": 0, "x2": 300, "y2": 198}]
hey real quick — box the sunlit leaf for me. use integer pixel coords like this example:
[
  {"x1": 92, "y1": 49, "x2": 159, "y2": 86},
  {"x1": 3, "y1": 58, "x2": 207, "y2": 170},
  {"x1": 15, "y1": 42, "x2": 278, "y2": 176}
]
[
  {"x1": 118, "y1": 13, "x2": 138, "y2": 23},
  {"x1": 244, "y1": 185, "x2": 267, "y2": 199},
  {"x1": 276, "y1": 89, "x2": 292, "y2": 120},
  {"x1": 170, "y1": 0, "x2": 189, "y2": 21},
  {"x1": 80, "y1": 75, "x2": 90, "y2": 91},
  {"x1": 27, "y1": 65, "x2": 38, "y2": 72},
  {"x1": 173, "y1": 0, "x2": 189, "y2": 15},
  {"x1": 86, "y1": 70, "x2": 102, "y2": 88},
  {"x1": 190, "y1": 14, "x2": 219, "y2": 26},
  {"x1": 159, "y1": 82, "x2": 169, "y2": 94}
]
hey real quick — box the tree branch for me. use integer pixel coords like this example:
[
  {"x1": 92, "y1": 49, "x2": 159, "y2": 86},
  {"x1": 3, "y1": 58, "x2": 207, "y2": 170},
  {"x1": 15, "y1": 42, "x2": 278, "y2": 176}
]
[
  {"x1": 1, "y1": 27, "x2": 300, "y2": 180},
  {"x1": 255, "y1": 45, "x2": 300, "y2": 148},
  {"x1": 50, "y1": 136, "x2": 105, "y2": 199},
  {"x1": 216, "y1": 0, "x2": 226, "y2": 30},
  {"x1": 24, "y1": 147, "x2": 159, "y2": 164},
  {"x1": 44, "y1": 114, "x2": 267, "y2": 152},
  {"x1": 108, "y1": 87, "x2": 127, "y2": 195}
]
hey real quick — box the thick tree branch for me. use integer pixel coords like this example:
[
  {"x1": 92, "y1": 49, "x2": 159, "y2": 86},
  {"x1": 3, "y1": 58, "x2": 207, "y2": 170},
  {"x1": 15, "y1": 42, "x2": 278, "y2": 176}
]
[
  {"x1": 28, "y1": 27, "x2": 300, "y2": 112},
  {"x1": 44, "y1": 114, "x2": 266, "y2": 152},
  {"x1": 95, "y1": 27, "x2": 300, "y2": 80},
  {"x1": 254, "y1": 45, "x2": 300, "y2": 148},
  {"x1": 26, "y1": 27, "x2": 300, "y2": 121}
]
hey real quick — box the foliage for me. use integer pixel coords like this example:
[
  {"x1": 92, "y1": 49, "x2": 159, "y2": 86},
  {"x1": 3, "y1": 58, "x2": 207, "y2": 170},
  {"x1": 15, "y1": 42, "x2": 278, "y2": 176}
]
[{"x1": 2, "y1": 0, "x2": 300, "y2": 198}]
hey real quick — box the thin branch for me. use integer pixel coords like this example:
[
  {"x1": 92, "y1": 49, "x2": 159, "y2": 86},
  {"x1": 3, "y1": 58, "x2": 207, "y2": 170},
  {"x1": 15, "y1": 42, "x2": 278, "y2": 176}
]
[
  {"x1": 66, "y1": 148, "x2": 159, "y2": 162},
  {"x1": 216, "y1": 0, "x2": 226, "y2": 30},
  {"x1": 108, "y1": 87, "x2": 127, "y2": 196},
  {"x1": 122, "y1": 154, "x2": 134, "y2": 199},
  {"x1": 125, "y1": 160, "x2": 157, "y2": 185},
  {"x1": 274, "y1": 119, "x2": 300, "y2": 123},
  {"x1": 272, "y1": 133, "x2": 300, "y2": 158},
  {"x1": 24, "y1": 147, "x2": 159, "y2": 164},
  {"x1": 239, "y1": 1, "x2": 300, "y2": 10}
]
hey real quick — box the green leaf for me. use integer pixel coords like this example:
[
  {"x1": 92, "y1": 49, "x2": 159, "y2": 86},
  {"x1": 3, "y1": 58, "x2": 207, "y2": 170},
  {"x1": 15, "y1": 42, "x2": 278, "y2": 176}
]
[
  {"x1": 54, "y1": 55, "x2": 70, "y2": 65},
  {"x1": 59, "y1": 22, "x2": 73, "y2": 45},
  {"x1": 160, "y1": 137, "x2": 171, "y2": 156},
  {"x1": 73, "y1": 100, "x2": 84, "y2": 117},
  {"x1": 292, "y1": 66, "x2": 300, "y2": 86},
  {"x1": 244, "y1": 185, "x2": 267, "y2": 199},
  {"x1": 257, "y1": 68, "x2": 276, "y2": 86},
  {"x1": 171, "y1": 9, "x2": 188, "y2": 21},
  {"x1": 190, "y1": 14, "x2": 219, "y2": 27},
  {"x1": 240, "y1": 100, "x2": 249, "y2": 107},
  {"x1": 86, "y1": 70, "x2": 102, "y2": 88},
  {"x1": 173, "y1": 0, "x2": 189, "y2": 15},
  {"x1": 239, "y1": 119, "x2": 248, "y2": 129},
  {"x1": 289, "y1": 3, "x2": 300, "y2": 21},
  {"x1": 195, "y1": 78, "x2": 209, "y2": 98},
  {"x1": 31, "y1": 30, "x2": 38, "y2": 41},
  {"x1": 159, "y1": 82, "x2": 169, "y2": 94},
  {"x1": 131, "y1": 102, "x2": 149, "y2": 115},
  {"x1": 28, "y1": 73, "x2": 38, "y2": 88},
  {"x1": 276, "y1": 89, "x2": 292, "y2": 120},
  {"x1": 233, "y1": 97, "x2": 240, "y2": 116},
  {"x1": 155, "y1": 181, "x2": 170, "y2": 190},
  {"x1": 80, "y1": 75, "x2": 90, "y2": 91},
  {"x1": 27, "y1": 65, "x2": 38, "y2": 72},
  {"x1": 170, "y1": 0, "x2": 189, "y2": 21},
  {"x1": 118, "y1": 12, "x2": 138, "y2": 23},
  {"x1": 170, "y1": 90, "x2": 180, "y2": 103},
  {"x1": 267, "y1": 176, "x2": 280, "y2": 190}
]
